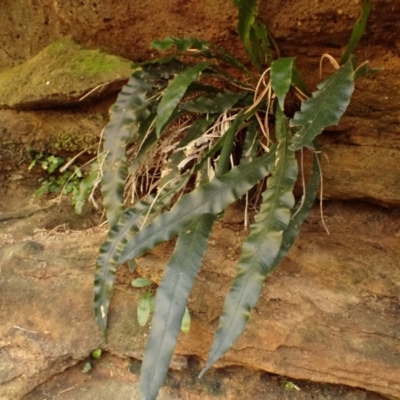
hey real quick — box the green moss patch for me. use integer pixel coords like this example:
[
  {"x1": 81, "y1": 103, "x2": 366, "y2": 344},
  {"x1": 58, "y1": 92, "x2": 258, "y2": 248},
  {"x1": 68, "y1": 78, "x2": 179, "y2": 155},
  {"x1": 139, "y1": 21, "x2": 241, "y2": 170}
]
[{"x1": 0, "y1": 38, "x2": 132, "y2": 109}]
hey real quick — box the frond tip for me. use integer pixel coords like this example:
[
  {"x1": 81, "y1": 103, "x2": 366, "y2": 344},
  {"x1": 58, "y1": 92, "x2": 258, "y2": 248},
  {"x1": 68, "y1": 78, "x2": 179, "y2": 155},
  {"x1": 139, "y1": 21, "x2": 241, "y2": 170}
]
[{"x1": 200, "y1": 106, "x2": 298, "y2": 375}]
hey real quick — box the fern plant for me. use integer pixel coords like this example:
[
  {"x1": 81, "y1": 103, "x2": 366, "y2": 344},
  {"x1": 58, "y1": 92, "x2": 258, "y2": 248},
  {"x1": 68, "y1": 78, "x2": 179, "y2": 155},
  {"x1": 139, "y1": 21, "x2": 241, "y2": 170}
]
[{"x1": 93, "y1": 1, "x2": 374, "y2": 399}]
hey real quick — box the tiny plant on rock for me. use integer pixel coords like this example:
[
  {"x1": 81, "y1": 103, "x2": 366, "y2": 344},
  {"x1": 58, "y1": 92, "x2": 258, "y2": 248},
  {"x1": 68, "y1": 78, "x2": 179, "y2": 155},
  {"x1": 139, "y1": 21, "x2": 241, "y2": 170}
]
[
  {"x1": 29, "y1": 150, "x2": 82, "y2": 198},
  {"x1": 93, "y1": 1, "x2": 375, "y2": 399},
  {"x1": 132, "y1": 277, "x2": 191, "y2": 331}
]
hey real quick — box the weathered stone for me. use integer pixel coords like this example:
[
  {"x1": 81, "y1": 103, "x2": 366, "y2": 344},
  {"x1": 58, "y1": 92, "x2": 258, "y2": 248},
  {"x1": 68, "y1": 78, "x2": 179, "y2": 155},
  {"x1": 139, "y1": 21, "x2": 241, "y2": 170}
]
[
  {"x1": 0, "y1": 196, "x2": 399, "y2": 399},
  {"x1": 0, "y1": 107, "x2": 106, "y2": 180},
  {"x1": 24, "y1": 353, "x2": 388, "y2": 400},
  {"x1": 0, "y1": 1, "x2": 399, "y2": 74},
  {"x1": 2, "y1": 105, "x2": 400, "y2": 208},
  {"x1": 294, "y1": 42, "x2": 400, "y2": 207},
  {"x1": 0, "y1": 38, "x2": 131, "y2": 109},
  {"x1": 136, "y1": 202, "x2": 400, "y2": 399},
  {"x1": 0, "y1": 226, "x2": 106, "y2": 398},
  {"x1": 0, "y1": 1, "x2": 399, "y2": 398},
  {"x1": 300, "y1": 137, "x2": 400, "y2": 207}
]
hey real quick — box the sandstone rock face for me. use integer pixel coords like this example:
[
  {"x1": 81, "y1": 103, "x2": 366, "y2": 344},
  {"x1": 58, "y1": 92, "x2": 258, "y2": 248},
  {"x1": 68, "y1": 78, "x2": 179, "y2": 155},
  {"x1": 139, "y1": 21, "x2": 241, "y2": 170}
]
[
  {"x1": 0, "y1": 107, "x2": 106, "y2": 180},
  {"x1": 1, "y1": 0, "x2": 400, "y2": 399},
  {"x1": 0, "y1": 1, "x2": 399, "y2": 73},
  {"x1": 0, "y1": 195, "x2": 399, "y2": 399}
]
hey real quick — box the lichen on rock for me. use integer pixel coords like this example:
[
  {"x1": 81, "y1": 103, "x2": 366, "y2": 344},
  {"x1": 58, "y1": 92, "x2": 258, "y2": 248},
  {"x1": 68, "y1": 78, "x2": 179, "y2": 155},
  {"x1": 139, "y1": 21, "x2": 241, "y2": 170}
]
[{"x1": 0, "y1": 38, "x2": 132, "y2": 110}]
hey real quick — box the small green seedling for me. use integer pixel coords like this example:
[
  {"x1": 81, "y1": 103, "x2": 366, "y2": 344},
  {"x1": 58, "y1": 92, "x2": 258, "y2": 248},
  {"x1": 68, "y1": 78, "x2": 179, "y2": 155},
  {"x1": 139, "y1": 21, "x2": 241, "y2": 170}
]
[
  {"x1": 283, "y1": 379, "x2": 301, "y2": 392},
  {"x1": 132, "y1": 278, "x2": 191, "y2": 332},
  {"x1": 82, "y1": 361, "x2": 92, "y2": 374},
  {"x1": 92, "y1": 348, "x2": 102, "y2": 359}
]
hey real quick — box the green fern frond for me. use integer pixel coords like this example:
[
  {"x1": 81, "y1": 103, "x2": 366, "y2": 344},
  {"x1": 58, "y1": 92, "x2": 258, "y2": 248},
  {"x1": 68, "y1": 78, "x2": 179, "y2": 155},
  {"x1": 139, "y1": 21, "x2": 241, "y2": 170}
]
[
  {"x1": 139, "y1": 213, "x2": 216, "y2": 400},
  {"x1": 101, "y1": 70, "x2": 153, "y2": 226},
  {"x1": 94, "y1": 174, "x2": 191, "y2": 335},
  {"x1": 270, "y1": 57, "x2": 295, "y2": 110},
  {"x1": 290, "y1": 59, "x2": 355, "y2": 151},
  {"x1": 156, "y1": 62, "x2": 209, "y2": 136},
  {"x1": 200, "y1": 106, "x2": 298, "y2": 374}
]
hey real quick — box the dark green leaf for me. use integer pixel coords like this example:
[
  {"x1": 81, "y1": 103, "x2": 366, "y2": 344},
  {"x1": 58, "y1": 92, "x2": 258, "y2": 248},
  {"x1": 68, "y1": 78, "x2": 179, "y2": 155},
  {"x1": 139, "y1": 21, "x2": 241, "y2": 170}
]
[
  {"x1": 206, "y1": 64, "x2": 253, "y2": 90},
  {"x1": 270, "y1": 57, "x2": 295, "y2": 110},
  {"x1": 354, "y1": 61, "x2": 383, "y2": 80},
  {"x1": 252, "y1": 22, "x2": 273, "y2": 65},
  {"x1": 340, "y1": 0, "x2": 373, "y2": 65},
  {"x1": 101, "y1": 70, "x2": 153, "y2": 226},
  {"x1": 139, "y1": 213, "x2": 215, "y2": 400},
  {"x1": 208, "y1": 44, "x2": 251, "y2": 74},
  {"x1": 151, "y1": 36, "x2": 250, "y2": 75},
  {"x1": 151, "y1": 37, "x2": 210, "y2": 52},
  {"x1": 94, "y1": 198, "x2": 154, "y2": 335},
  {"x1": 94, "y1": 175, "x2": 190, "y2": 336},
  {"x1": 186, "y1": 82, "x2": 221, "y2": 94},
  {"x1": 249, "y1": 26, "x2": 263, "y2": 67},
  {"x1": 235, "y1": 0, "x2": 260, "y2": 68},
  {"x1": 181, "y1": 91, "x2": 247, "y2": 114},
  {"x1": 142, "y1": 59, "x2": 187, "y2": 80},
  {"x1": 156, "y1": 62, "x2": 209, "y2": 136},
  {"x1": 290, "y1": 59, "x2": 355, "y2": 151},
  {"x1": 119, "y1": 147, "x2": 278, "y2": 264},
  {"x1": 270, "y1": 144, "x2": 321, "y2": 270},
  {"x1": 200, "y1": 106, "x2": 298, "y2": 376}
]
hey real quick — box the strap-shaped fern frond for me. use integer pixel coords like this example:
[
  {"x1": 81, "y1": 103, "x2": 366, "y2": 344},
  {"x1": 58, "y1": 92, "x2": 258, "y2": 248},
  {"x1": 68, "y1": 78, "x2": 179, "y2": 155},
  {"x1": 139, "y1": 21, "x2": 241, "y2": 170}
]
[
  {"x1": 270, "y1": 57, "x2": 295, "y2": 110},
  {"x1": 139, "y1": 213, "x2": 216, "y2": 400},
  {"x1": 200, "y1": 106, "x2": 298, "y2": 374},
  {"x1": 340, "y1": 0, "x2": 373, "y2": 65},
  {"x1": 150, "y1": 36, "x2": 250, "y2": 74},
  {"x1": 290, "y1": 59, "x2": 355, "y2": 151},
  {"x1": 269, "y1": 142, "x2": 321, "y2": 274},
  {"x1": 101, "y1": 70, "x2": 153, "y2": 226},
  {"x1": 94, "y1": 174, "x2": 190, "y2": 335},
  {"x1": 234, "y1": 0, "x2": 262, "y2": 68},
  {"x1": 101, "y1": 60, "x2": 189, "y2": 227},
  {"x1": 156, "y1": 62, "x2": 209, "y2": 136}
]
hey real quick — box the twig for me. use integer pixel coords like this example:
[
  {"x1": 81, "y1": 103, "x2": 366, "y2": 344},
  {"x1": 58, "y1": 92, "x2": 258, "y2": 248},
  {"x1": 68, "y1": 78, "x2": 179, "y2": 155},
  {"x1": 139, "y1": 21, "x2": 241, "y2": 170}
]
[
  {"x1": 13, "y1": 326, "x2": 38, "y2": 334},
  {"x1": 58, "y1": 385, "x2": 77, "y2": 394},
  {"x1": 79, "y1": 79, "x2": 128, "y2": 102}
]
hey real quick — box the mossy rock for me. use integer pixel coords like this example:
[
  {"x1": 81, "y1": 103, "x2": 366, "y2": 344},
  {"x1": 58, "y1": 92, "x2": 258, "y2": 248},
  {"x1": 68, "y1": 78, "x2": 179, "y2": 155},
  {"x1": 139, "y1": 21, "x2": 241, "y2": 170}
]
[{"x1": 0, "y1": 38, "x2": 132, "y2": 110}]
